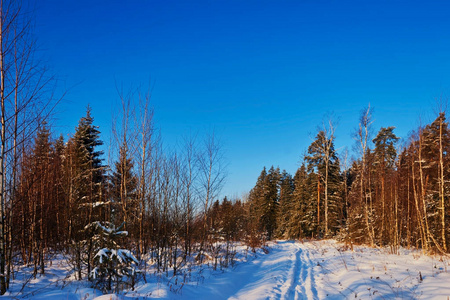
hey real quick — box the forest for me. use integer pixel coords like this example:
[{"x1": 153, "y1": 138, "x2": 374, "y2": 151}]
[
  {"x1": 0, "y1": 0, "x2": 450, "y2": 296},
  {"x1": 247, "y1": 107, "x2": 450, "y2": 255}
]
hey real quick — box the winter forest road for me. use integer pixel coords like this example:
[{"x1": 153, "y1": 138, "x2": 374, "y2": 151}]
[{"x1": 182, "y1": 241, "x2": 319, "y2": 300}]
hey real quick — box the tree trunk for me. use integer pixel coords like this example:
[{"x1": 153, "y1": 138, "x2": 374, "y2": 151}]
[
  {"x1": 324, "y1": 162, "x2": 328, "y2": 234},
  {"x1": 418, "y1": 135, "x2": 431, "y2": 251},
  {"x1": 0, "y1": 3, "x2": 6, "y2": 292},
  {"x1": 438, "y1": 116, "x2": 446, "y2": 251}
]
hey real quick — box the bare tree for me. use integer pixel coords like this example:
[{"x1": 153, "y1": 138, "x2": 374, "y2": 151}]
[
  {"x1": 112, "y1": 87, "x2": 139, "y2": 231},
  {"x1": 321, "y1": 118, "x2": 336, "y2": 235},
  {"x1": 354, "y1": 105, "x2": 374, "y2": 246},
  {"x1": 180, "y1": 134, "x2": 199, "y2": 259},
  {"x1": 0, "y1": 1, "x2": 59, "y2": 293},
  {"x1": 197, "y1": 131, "x2": 226, "y2": 259},
  {"x1": 437, "y1": 112, "x2": 447, "y2": 252},
  {"x1": 339, "y1": 148, "x2": 350, "y2": 224},
  {"x1": 135, "y1": 89, "x2": 154, "y2": 259}
]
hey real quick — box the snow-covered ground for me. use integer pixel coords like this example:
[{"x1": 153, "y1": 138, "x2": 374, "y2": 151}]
[{"x1": 5, "y1": 240, "x2": 450, "y2": 299}]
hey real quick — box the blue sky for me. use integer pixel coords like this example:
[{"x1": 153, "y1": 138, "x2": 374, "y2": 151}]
[{"x1": 35, "y1": 0, "x2": 450, "y2": 198}]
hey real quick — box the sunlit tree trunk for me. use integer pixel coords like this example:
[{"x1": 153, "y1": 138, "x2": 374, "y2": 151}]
[
  {"x1": 438, "y1": 115, "x2": 446, "y2": 251},
  {"x1": 418, "y1": 133, "x2": 431, "y2": 251},
  {"x1": 356, "y1": 105, "x2": 374, "y2": 246}
]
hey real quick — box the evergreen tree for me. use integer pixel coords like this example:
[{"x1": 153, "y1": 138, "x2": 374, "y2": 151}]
[
  {"x1": 305, "y1": 131, "x2": 343, "y2": 236},
  {"x1": 276, "y1": 171, "x2": 294, "y2": 238},
  {"x1": 288, "y1": 164, "x2": 309, "y2": 238},
  {"x1": 248, "y1": 167, "x2": 267, "y2": 240},
  {"x1": 88, "y1": 221, "x2": 139, "y2": 292},
  {"x1": 261, "y1": 167, "x2": 280, "y2": 240},
  {"x1": 66, "y1": 106, "x2": 106, "y2": 279},
  {"x1": 248, "y1": 167, "x2": 281, "y2": 240},
  {"x1": 373, "y1": 127, "x2": 399, "y2": 170},
  {"x1": 73, "y1": 105, "x2": 104, "y2": 187},
  {"x1": 372, "y1": 127, "x2": 399, "y2": 244}
]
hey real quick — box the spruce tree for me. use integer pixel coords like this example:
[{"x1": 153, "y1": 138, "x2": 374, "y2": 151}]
[
  {"x1": 276, "y1": 171, "x2": 294, "y2": 238},
  {"x1": 88, "y1": 221, "x2": 139, "y2": 292},
  {"x1": 66, "y1": 106, "x2": 106, "y2": 279},
  {"x1": 289, "y1": 164, "x2": 309, "y2": 238},
  {"x1": 260, "y1": 167, "x2": 280, "y2": 240},
  {"x1": 248, "y1": 167, "x2": 267, "y2": 242}
]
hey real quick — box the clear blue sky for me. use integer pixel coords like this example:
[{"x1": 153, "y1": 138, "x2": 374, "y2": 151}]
[{"x1": 34, "y1": 0, "x2": 450, "y2": 198}]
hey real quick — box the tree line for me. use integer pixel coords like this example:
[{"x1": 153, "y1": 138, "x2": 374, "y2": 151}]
[{"x1": 247, "y1": 106, "x2": 450, "y2": 255}]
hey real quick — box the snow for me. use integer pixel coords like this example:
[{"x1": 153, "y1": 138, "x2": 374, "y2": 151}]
[
  {"x1": 115, "y1": 249, "x2": 139, "y2": 264},
  {"x1": 5, "y1": 240, "x2": 450, "y2": 299},
  {"x1": 94, "y1": 248, "x2": 110, "y2": 264}
]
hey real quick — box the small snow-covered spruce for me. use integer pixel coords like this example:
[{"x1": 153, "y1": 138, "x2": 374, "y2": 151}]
[{"x1": 87, "y1": 221, "x2": 140, "y2": 292}]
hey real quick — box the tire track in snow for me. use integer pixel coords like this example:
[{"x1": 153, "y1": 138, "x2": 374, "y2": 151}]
[
  {"x1": 297, "y1": 244, "x2": 319, "y2": 300},
  {"x1": 196, "y1": 241, "x2": 319, "y2": 300},
  {"x1": 278, "y1": 242, "x2": 302, "y2": 300},
  {"x1": 227, "y1": 242, "x2": 294, "y2": 300},
  {"x1": 269, "y1": 242, "x2": 318, "y2": 300}
]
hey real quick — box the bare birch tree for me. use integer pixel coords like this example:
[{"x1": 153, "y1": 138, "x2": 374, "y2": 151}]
[
  {"x1": 437, "y1": 112, "x2": 447, "y2": 251},
  {"x1": 197, "y1": 132, "x2": 226, "y2": 259},
  {"x1": 180, "y1": 134, "x2": 199, "y2": 259},
  {"x1": 112, "y1": 87, "x2": 139, "y2": 231},
  {"x1": 354, "y1": 105, "x2": 374, "y2": 246},
  {"x1": 135, "y1": 89, "x2": 154, "y2": 259}
]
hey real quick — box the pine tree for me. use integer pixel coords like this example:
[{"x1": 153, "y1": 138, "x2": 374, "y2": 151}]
[
  {"x1": 373, "y1": 127, "x2": 399, "y2": 170},
  {"x1": 372, "y1": 127, "x2": 399, "y2": 244},
  {"x1": 305, "y1": 131, "x2": 342, "y2": 236}
]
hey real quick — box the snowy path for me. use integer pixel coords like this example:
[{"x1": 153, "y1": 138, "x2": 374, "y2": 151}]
[
  {"x1": 181, "y1": 241, "x2": 317, "y2": 300},
  {"x1": 10, "y1": 239, "x2": 450, "y2": 299}
]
